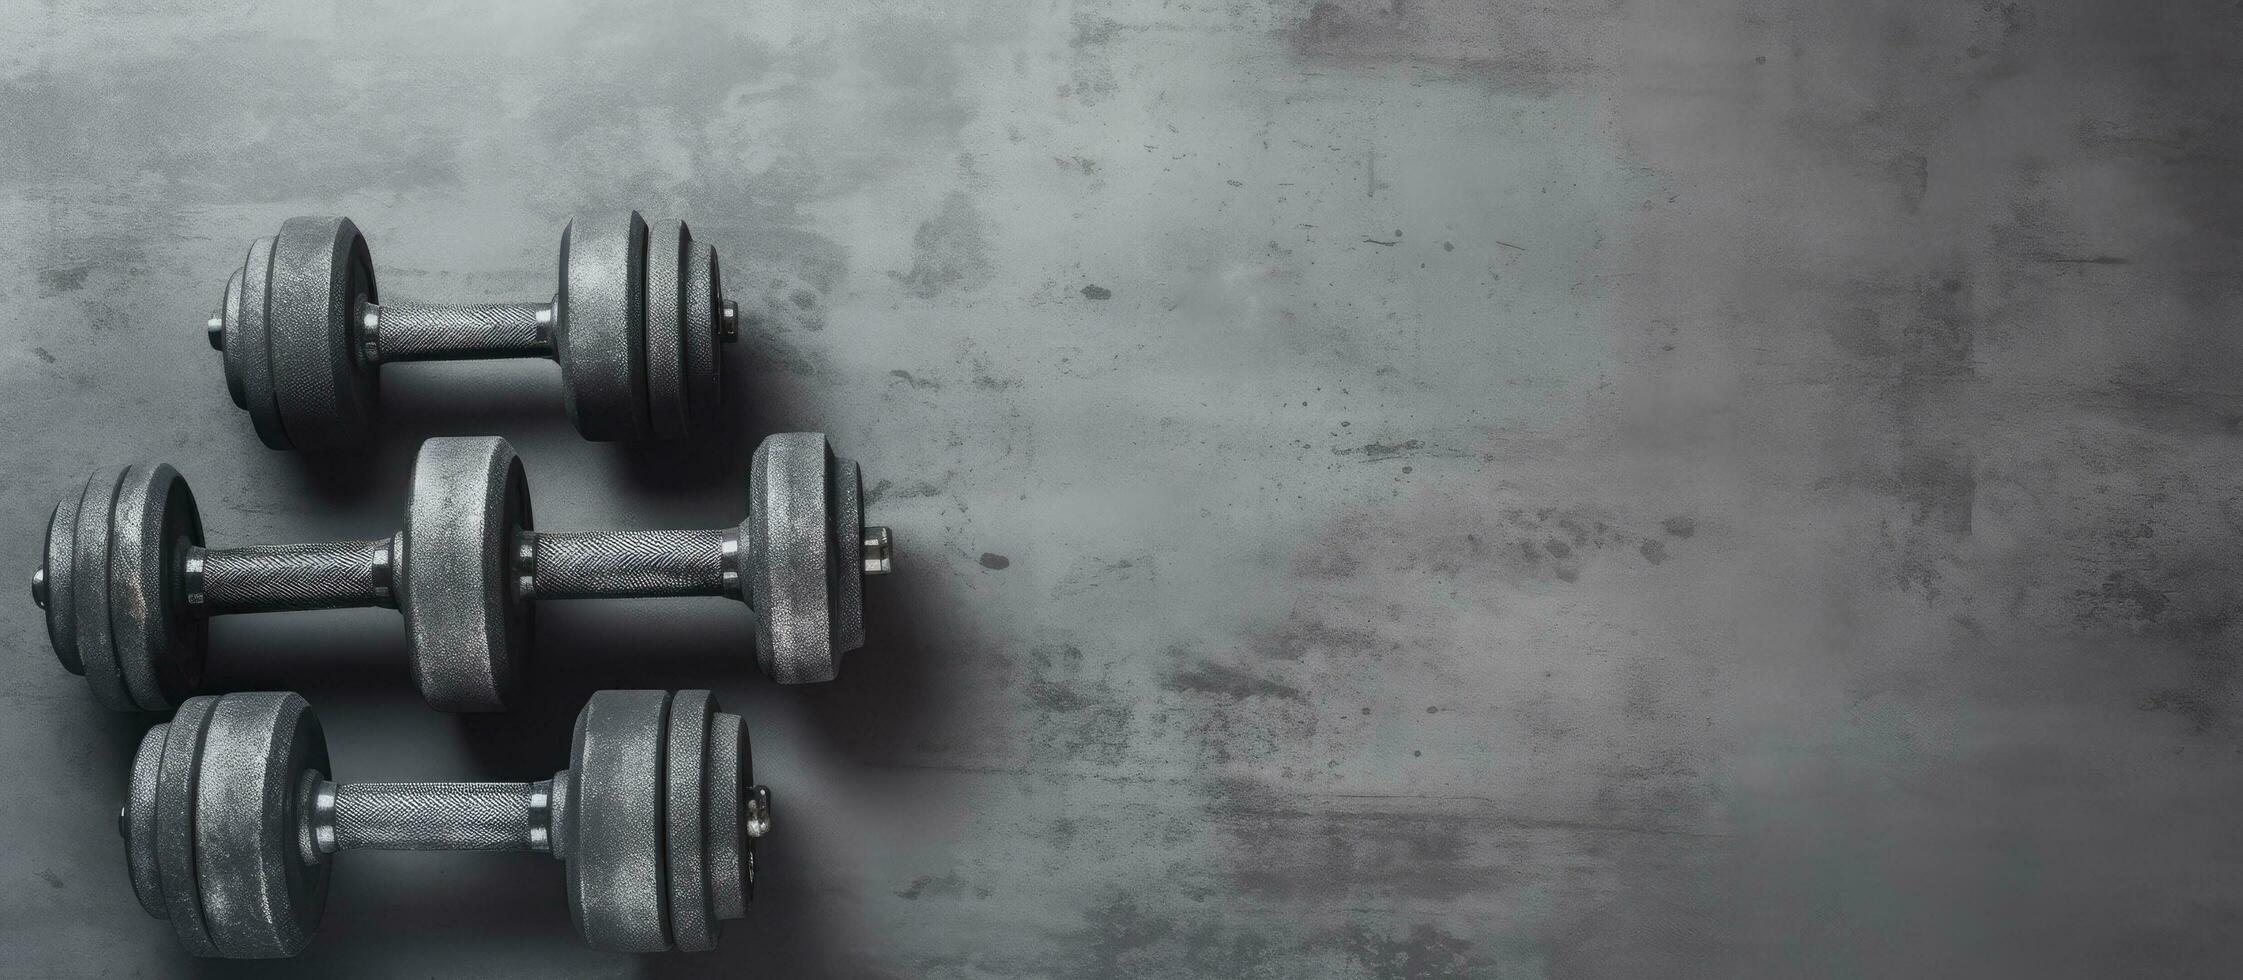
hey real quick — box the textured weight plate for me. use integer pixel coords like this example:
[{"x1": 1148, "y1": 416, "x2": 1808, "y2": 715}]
[
  {"x1": 706, "y1": 711, "x2": 748, "y2": 920},
  {"x1": 219, "y1": 268, "x2": 246, "y2": 408},
  {"x1": 236, "y1": 235, "x2": 290, "y2": 449},
  {"x1": 73, "y1": 466, "x2": 133, "y2": 709},
  {"x1": 109, "y1": 464, "x2": 207, "y2": 711},
  {"x1": 664, "y1": 690, "x2": 714, "y2": 951},
  {"x1": 268, "y1": 217, "x2": 379, "y2": 450},
  {"x1": 44, "y1": 491, "x2": 82, "y2": 675},
  {"x1": 124, "y1": 720, "x2": 168, "y2": 916},
  {"x1": 402, "y1": 437, "x2": 532, "y2": 711},
  {"x1": 556, "y1": 212, "x2": 650, "y2": 441},
  {"x1": 830, "y1": 455, "x2": 866, "y2": 658},
  {"x1": 194, "y1": 692, "x2": 331, "y2": 957},
  {"x1": 748, "y1": 433, "x2": 837, "y2": 684},
  {"x1": 644, "y1": 219, "x2": 689, "y2": 440},
  {"x1": 682, "y1": 241, "x2": 724, "y2": 432},
  {"x1": 566, "y1": 689, "x2": 671, "y2": 952},
  {"x1": 155, "y1": 695, "x2": 220, "y2": 955}
]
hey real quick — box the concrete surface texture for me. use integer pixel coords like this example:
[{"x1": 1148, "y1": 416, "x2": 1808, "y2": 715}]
[{"x1": 2, "y1": 0, "x2": 2238, "y2": 976}]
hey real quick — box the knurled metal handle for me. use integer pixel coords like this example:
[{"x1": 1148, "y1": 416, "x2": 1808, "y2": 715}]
[
  {"x1": 190, "y1": 539, "x2": 395, "y2": 615},
  {"x1": 321, "y1": 781, "x2": 552, "y2": 853},
  {"x1": 364, "y1": 301, "x2": 551, "y2": 363},
  {"x1": 525, "y1": 529, "x2": 737, "y2": 600}
]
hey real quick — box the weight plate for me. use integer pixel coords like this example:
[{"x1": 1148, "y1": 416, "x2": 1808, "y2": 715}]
[
  {"x1": 748, "y1": 433, "x2": 838, "y2": 684},
  {"x1": 268, "y1": 217, "x2": 379, "y2": 450},
  {"x1": 73, "y1": 466, "x2": 133, "y2": 709},
  {"x1": 124, "y1": 720, "x2": 168, "y2": 917},
  {"x1": 664, "y1": 690, "x2": 715, "y2": 951},
  {"x1": 44, "y1": 491, "x2": 82, "y2": 675},
  {"x1": 566, "y1": 689, "x2": 672, "y2": 952},
  {"x1": 705, "y1": 711, "x2": 748, "y2": 920},
  {"x1": 644, "y1": 219, "x2": 689, "y2": 441},
  {"x1": 682, "y1": 241, "x2": 724, "y2": 433},
  {"x1": 193, "y1": 692, "x2": 331, "y2": 958},
  {"x1": 155, "y1": 695, "x2": 220, "y2": 955},
  {"x1": 219, "y1": 268, "x2": 246, "y2": 408},
  {"x1": 830, "y1": 455, "x2": 866, "y2": 659},
  {"x1": 555, "y1": 212, "x2": 650, "y2": 441},
  {"x1": 236, "y1": 235, "x2": 291, "y2": 449},
  {"x1": 402, "y1": 437, "x2": 533, "y2": 712},
  {"x1": 109, "y1": 464, "x2": 207, "y2": 711}
]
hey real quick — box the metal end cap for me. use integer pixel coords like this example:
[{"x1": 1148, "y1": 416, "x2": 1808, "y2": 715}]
[
  {"x1": 745, "y1": 785, "x2": 772, "y2": 839},
  {"x1": 862, "y1": 527, "x2": 893, "y2": 576}
]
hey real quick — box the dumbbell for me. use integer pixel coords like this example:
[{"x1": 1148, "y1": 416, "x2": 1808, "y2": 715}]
[
  {"x1": 206, "y1": 211, "x2": 739, "y2": 449},
  {"x1": 123, "y1": 689, "x2": 767, "y2": 956},
  {"x1": 35, "y1": 432, "x2": 894, "y2": 712}
]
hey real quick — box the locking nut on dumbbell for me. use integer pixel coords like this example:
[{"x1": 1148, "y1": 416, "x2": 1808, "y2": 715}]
[
  {"x1": 122, "y1": 689, "x2": 762, "y2": 956},
  {"x1": 208, "y1": 211, "x2": 741, "y2": 448},
  {"x1": 36, "y1": 432, "x2": 892, "y2": 712}
]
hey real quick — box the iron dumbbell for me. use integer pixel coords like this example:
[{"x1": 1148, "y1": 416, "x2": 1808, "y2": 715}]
[
  {"x1": 122, "y1": 689, "x2": 766, "y2": 956},
  {"x1": 35, "y1": 433, "x2": 894, "y2": 712},
  {"x1": 207, "y1": 212, "x2": 739, "y2": 448}
]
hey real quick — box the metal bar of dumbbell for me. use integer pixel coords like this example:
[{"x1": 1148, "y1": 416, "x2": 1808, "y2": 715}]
[
  {"x1": 173, "y1": 526, "x2": 894, "y2": 611},
  {"x1": 314, "y1": 781, "x2": 553, "y2": 852},
  {"x1": 355, "y1": 300, "x2": 555, "y2": 363},
  {"x1": 187, "y1": 540, "x2": 398, "y2": 614}
]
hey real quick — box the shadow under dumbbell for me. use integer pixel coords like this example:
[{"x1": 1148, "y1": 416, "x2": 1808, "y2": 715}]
[
  {"x1": 793, "y1": 560, "x2": 958, "y2": 762},
  {"x1": 606, "y1": 342, "x2": 819, "y2": 497},
  {"x1": 374, "y1": 361, "x2": 574, "y2": 442},
  {"x1": 202, "y1": 611, "x2": 420, "y2": 704},
  {"x1": 239, "y1": 367, "x2": 560, "y2": 507},
  {"x1": 184, "y1": 853, "x2": 580, "y2": 978}
]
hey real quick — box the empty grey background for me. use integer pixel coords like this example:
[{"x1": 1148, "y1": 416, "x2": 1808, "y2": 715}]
[{"x1": 3, "y1": 0, "x2": 2239, "y2": 976}]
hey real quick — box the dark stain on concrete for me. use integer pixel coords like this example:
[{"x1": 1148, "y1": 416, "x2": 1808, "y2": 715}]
[
  {"x1": 968, "y1": 350, "x2": 1023, "y2": 390},
  {"x1": 1163, "y1": 660, "x2": 1306, "y2": 703},
  {"x1": 1251, "y1": 604, "x2": 1384, "y2": 662},
  {"x1": 889, "y1": 368, "x2": 941, "y2": 390},
  {"x1": 1081, "y1": 284, "x2": 1112, "y2": 300},
  {"x1": 1335, "y1": 439, "x2": 1427, "y2": 460},
  {"x1": 2073, "y1": 571, "x2": 2172, "y2": 629},
  {"x1": 897, "y1": 872, "x2": 968, "y2": 900},
  {"x1": 2139, "y1": 689, "x2": 2222, "y2": 734},
  {"x1": 979, "y1": 552, "x2": 1011, "y2": 570},
  {"x1": 1211, "y1": 793, "x2": 1504, "y2": 903},
  {"x1": 892, "y1": 191, "x2": 994, "y2": 298},
  {"x1": 1312, "y1": 922, "x2": 1496, "y2": 980},
  {"x1": 1066, "y1": 13, "x2": 1123, "y2": 106},
  {"x1": 1898, "y1": 447, "x2": 1976, "y2": 536},
  {"x1": 36, "y1": 265, "x2": 90, "y2": 295},
  {"x1": 1021, "y1": 642, "x2": 1135, "y2": 766}
]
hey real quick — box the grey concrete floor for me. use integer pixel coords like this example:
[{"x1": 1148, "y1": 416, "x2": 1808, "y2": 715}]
[{"x1": 3, "y1": 0, "x2": 2241, "y2": 976}]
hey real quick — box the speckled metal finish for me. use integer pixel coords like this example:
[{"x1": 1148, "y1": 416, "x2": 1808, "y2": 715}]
[
  {"x1": 123, "y1": 690, "x2": 755, "y2": 957},
  {"x1": 34, "y1": 432, "x2": 872, "y2": 712}
]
